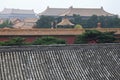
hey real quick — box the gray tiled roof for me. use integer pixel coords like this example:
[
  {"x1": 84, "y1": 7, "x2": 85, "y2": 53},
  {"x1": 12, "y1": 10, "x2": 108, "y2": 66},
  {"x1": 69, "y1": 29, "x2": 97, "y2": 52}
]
[
  {"x1": 0, "y1": 8, "x2": 38, "y2": 19},
  {"x1": 60, "y1": 8, "x2": 114, "y2": 16},
  {"x1": 39, "y1": 8, "x2": 67, "y2": 16},
  {"x1": 0, "y1": 43, "x2": 120, "y2": 80},
  {"x1": 0, "y1": 8, "x2": 35, "y2": 14},
  {"x1": 39, "y1": 7, "x2": 114, "y2": 17}
]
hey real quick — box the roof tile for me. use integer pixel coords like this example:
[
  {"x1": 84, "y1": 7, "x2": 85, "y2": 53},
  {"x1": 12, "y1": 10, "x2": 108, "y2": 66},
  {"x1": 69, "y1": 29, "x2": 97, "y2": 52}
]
[{"x1": 0, "y1": 44, "x2": 120, "y2": 80}]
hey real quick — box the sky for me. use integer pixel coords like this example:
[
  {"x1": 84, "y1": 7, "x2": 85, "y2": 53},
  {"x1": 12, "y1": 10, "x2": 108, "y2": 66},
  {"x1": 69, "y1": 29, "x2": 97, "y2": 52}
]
[{"x1": 0, "y1": 0, "x2": 120, "y2": 15}]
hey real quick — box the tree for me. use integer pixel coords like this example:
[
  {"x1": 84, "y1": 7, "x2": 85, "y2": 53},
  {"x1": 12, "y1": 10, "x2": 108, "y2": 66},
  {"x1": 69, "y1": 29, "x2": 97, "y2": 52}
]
[
  {"x1": 98, "y1": 15, "x2": 120, "y2": 28},
  {"x1": 87, "y1": 15, "x2": 98, "y2": 28},
  {"x1": 98, "y1": 31, "x2": 116, "y2": 43},
  {"x1": 75, "y1": 30, "x2": 116, "y2": 44},
  {"x1": 72, "y1": 14, "x2": 82, "y2": 24},
  {"x1": 32, "y1": 36, "x2": 66, "y2": 45},
  {"x1": 98, "y1": 16, "x2": 106, "y2": 27},
  {"x1": 74, "y1": 24, "x2": 83, "y2": 29},
  {"x1": 4, "y1": 37, "x2": 25, "y2": 46},
  {"x1": 36, "y1": 16, "x2": 55, "y2": 28},
  {"x1": 0, "y1": 20, "x2": 13, "y2": 28}
]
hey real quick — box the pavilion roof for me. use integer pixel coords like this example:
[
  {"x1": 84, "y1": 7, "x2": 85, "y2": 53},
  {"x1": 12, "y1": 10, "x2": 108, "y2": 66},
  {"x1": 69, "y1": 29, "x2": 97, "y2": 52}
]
[
  {"x1": 57, "y1": 17, "x2": 74, "y2": 26},
  {"x1": 39, "y1": 7, "x2": 67, "y2": 16}
]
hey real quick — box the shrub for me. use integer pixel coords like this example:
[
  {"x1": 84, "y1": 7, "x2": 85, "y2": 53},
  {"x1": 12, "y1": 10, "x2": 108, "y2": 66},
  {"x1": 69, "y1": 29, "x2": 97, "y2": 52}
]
[
  {"x1": 4, "y1": 37, "x2": 25, "y2": 46},
  {"x1": 74, "y1": 24, "x2": 83, "y2": 29},
  {"x1": 75, "y1": 30, "x2": 116, "y2": 44},
  {"x1": 32, "y1": 36, "x2": 66, "y2": 45},
  {"x1": 0, "y1": 42, "x2": 5, "y2": 46}
]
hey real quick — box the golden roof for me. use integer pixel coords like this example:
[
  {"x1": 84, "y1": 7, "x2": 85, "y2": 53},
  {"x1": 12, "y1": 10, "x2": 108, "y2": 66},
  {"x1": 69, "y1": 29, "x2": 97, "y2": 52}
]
[{"x1": 57, "y1": 18, "x2": 74, "y2": 26}]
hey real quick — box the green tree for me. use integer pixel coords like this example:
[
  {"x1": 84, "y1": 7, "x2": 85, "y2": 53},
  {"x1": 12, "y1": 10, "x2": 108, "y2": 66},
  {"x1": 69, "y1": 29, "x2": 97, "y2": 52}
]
[
  {"x1": 111, "y1": 15, "x2": 120, "y2": 27},
  {"x1": 74, "y1": 24, "x2": 83, "y2": 29},
  {"x1": 98, "y1": 15, "x2": 120, "y2": 28},
  {"x1": 87, "y1": 15, "x2": 98, "y2": 28},
  {"x1": 98, "y1": 31, "x2": 116, "y2": 43},
  {"x1": 0, "y1": 20, "x2": 13, "y2": 28},
  {"x1": 98, "y1": 16, "x2": 106, "y2": 27},
  {"x1": 4, "y1": 37, "x2": 25, "y2": 46},
  {"x1": 36, "y1": 16, "x2": 55, "y2": 28},
  {"x1": 0, "y1": 42, "x2": 5, "y2": 46},
  {"x1": 75, "y1": 30, "x2": 116, "y2": 44},
  {"x1": 32, "y1": 36, "x2": 66, "y2": 45},
  {"x1": 56, "y1": 17, "x2": 62, "y2": 23},
  {"x1": 72, "y1": 14, "x2": 82, "y2": 24}
]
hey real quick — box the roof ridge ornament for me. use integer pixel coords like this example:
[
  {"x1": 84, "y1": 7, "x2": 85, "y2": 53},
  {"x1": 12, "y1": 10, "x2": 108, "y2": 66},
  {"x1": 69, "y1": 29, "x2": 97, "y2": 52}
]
[
  {"x1": 47, "y1": 6, "x2": 49, "y2": 9},
  {"x1": 69, "y1": 6, "x2": 73, "y2": 9},
  {"x1": 101, "y1": 6, "x2": 103, "y2": 10}
]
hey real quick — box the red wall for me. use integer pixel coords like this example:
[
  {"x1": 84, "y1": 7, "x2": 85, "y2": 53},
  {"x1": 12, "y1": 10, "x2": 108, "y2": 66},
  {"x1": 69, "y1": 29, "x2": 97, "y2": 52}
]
[
  {"x1": 0, "y1": 35, "x2": 76, "y2": 44},
  {"x1": 0, "y1": 37, "x2": 10, "y2": 42},
  {"x1": 24, "y1": 37, "x2": 37, "y2": 42},
  {"x1": 54, "y1": 35, "x2": 76, "y2": 44}
]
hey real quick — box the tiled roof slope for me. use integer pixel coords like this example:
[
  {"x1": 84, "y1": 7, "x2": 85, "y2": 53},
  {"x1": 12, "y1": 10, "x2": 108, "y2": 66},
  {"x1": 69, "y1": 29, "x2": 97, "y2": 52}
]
[
  {"x1": 0, "y1": 43, "x2": 120, "y2": 80},
  {"x1": 0, "y1": 8, "x2": 35, "y2": 14},
  {"x1": 0, "y1": 8, "x2": 38, "y2": 19},
  {"x1": 60, "y1": 7, "x2": 114, "y2": 16},
  {"x1": 39, "y1": 8, "x2": 67, "y2": 16},
  {"x1": 39, "y1": 7, "x2": 114, "y2": 16}
]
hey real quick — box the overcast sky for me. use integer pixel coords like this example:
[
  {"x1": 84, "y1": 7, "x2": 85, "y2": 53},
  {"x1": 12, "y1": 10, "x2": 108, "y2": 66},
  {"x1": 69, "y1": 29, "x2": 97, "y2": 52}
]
[{"x1": 0, "y1": 0, "x2": 120, "y2": 15}]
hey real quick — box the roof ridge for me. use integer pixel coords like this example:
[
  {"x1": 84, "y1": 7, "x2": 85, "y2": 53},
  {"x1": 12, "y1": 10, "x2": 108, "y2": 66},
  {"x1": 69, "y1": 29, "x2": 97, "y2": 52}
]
[
  {"x1": 101, "y1": 8, "x2": 115, "y2": 15},
  {"x1": 39, "y1": 7, "x2": 115, "y2": 16}
]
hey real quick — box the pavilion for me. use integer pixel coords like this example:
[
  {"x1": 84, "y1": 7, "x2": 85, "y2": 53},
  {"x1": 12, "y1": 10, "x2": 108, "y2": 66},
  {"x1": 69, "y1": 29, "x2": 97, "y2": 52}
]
[{"x1": 57, "y1": 17, "x2": 74, "y2": 28}]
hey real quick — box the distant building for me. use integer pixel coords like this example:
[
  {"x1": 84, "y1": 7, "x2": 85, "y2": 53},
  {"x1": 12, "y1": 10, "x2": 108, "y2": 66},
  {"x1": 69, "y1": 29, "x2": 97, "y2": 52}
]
[
  {"x1": 39, "y1": 6, "x2": 115, "y2": 19},
  {"x1": 0, "y1": 18, "x2": 38, "y2": 29},
  {"x1": 0, "y1": 8, "x2": 38, "y2": 19},
  {"x1": 10, "y1": 18, "x2": 38, "y2": 29}
]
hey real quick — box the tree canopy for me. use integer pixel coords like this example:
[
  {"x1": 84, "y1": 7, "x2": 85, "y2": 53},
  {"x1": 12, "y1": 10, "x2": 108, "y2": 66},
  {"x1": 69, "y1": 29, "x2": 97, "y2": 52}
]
[
  {"x1": 36, "y1": 15, "x2": 120, "y2": 28},
  {"x1": 36, "y1": 15, "x2": 55, "y2": 28},
  {"x1": 0, "y1": 20, "x2": 13, "y2": 28},
  {"x1": 72, "y1": 15, "x2": 120, "y2": 28},
  {"x1": 32, "y1": 36, "x2": 66, "y2": 45},
  {"x1": 4, "y1": 37, "x2": 25, "y2": 46},
  {"x1": 75, "y1": 30, "x2": 116, "y2": 44}
]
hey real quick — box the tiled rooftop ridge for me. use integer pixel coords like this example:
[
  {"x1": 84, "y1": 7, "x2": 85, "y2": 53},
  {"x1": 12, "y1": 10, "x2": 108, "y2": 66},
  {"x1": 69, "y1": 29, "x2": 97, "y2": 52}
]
[
  {"x1": 40, "y1": 7, "x2": 114, "y2": 16},
  {"x1": 0, "y1": 43, "x2": 120, "y2": 80},
  {"x1": 0, "y1": 8, "x2": 35, "y2": 14}
]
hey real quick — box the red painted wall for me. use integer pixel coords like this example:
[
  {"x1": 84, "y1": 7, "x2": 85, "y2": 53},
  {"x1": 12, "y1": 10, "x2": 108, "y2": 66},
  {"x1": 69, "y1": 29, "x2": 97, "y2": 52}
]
[
  {"x1": 24, "y1": 37, "x2": 37, "y2": 42},
  {"x1": 0, "y1": 37, "x2": 9, "y2": 42},
  {"x1": 54, "y1": 35, "x2": 76, "y2": 44},
  {"x1": 0, "y1": 35, "x2": 76, "y2": 44}
]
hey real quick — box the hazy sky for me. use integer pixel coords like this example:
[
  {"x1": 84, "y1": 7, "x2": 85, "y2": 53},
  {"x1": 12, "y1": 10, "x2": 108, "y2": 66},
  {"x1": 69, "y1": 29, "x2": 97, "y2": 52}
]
[{"x1": 0, "y1": 0, "x2": 120, "y2": 15}]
